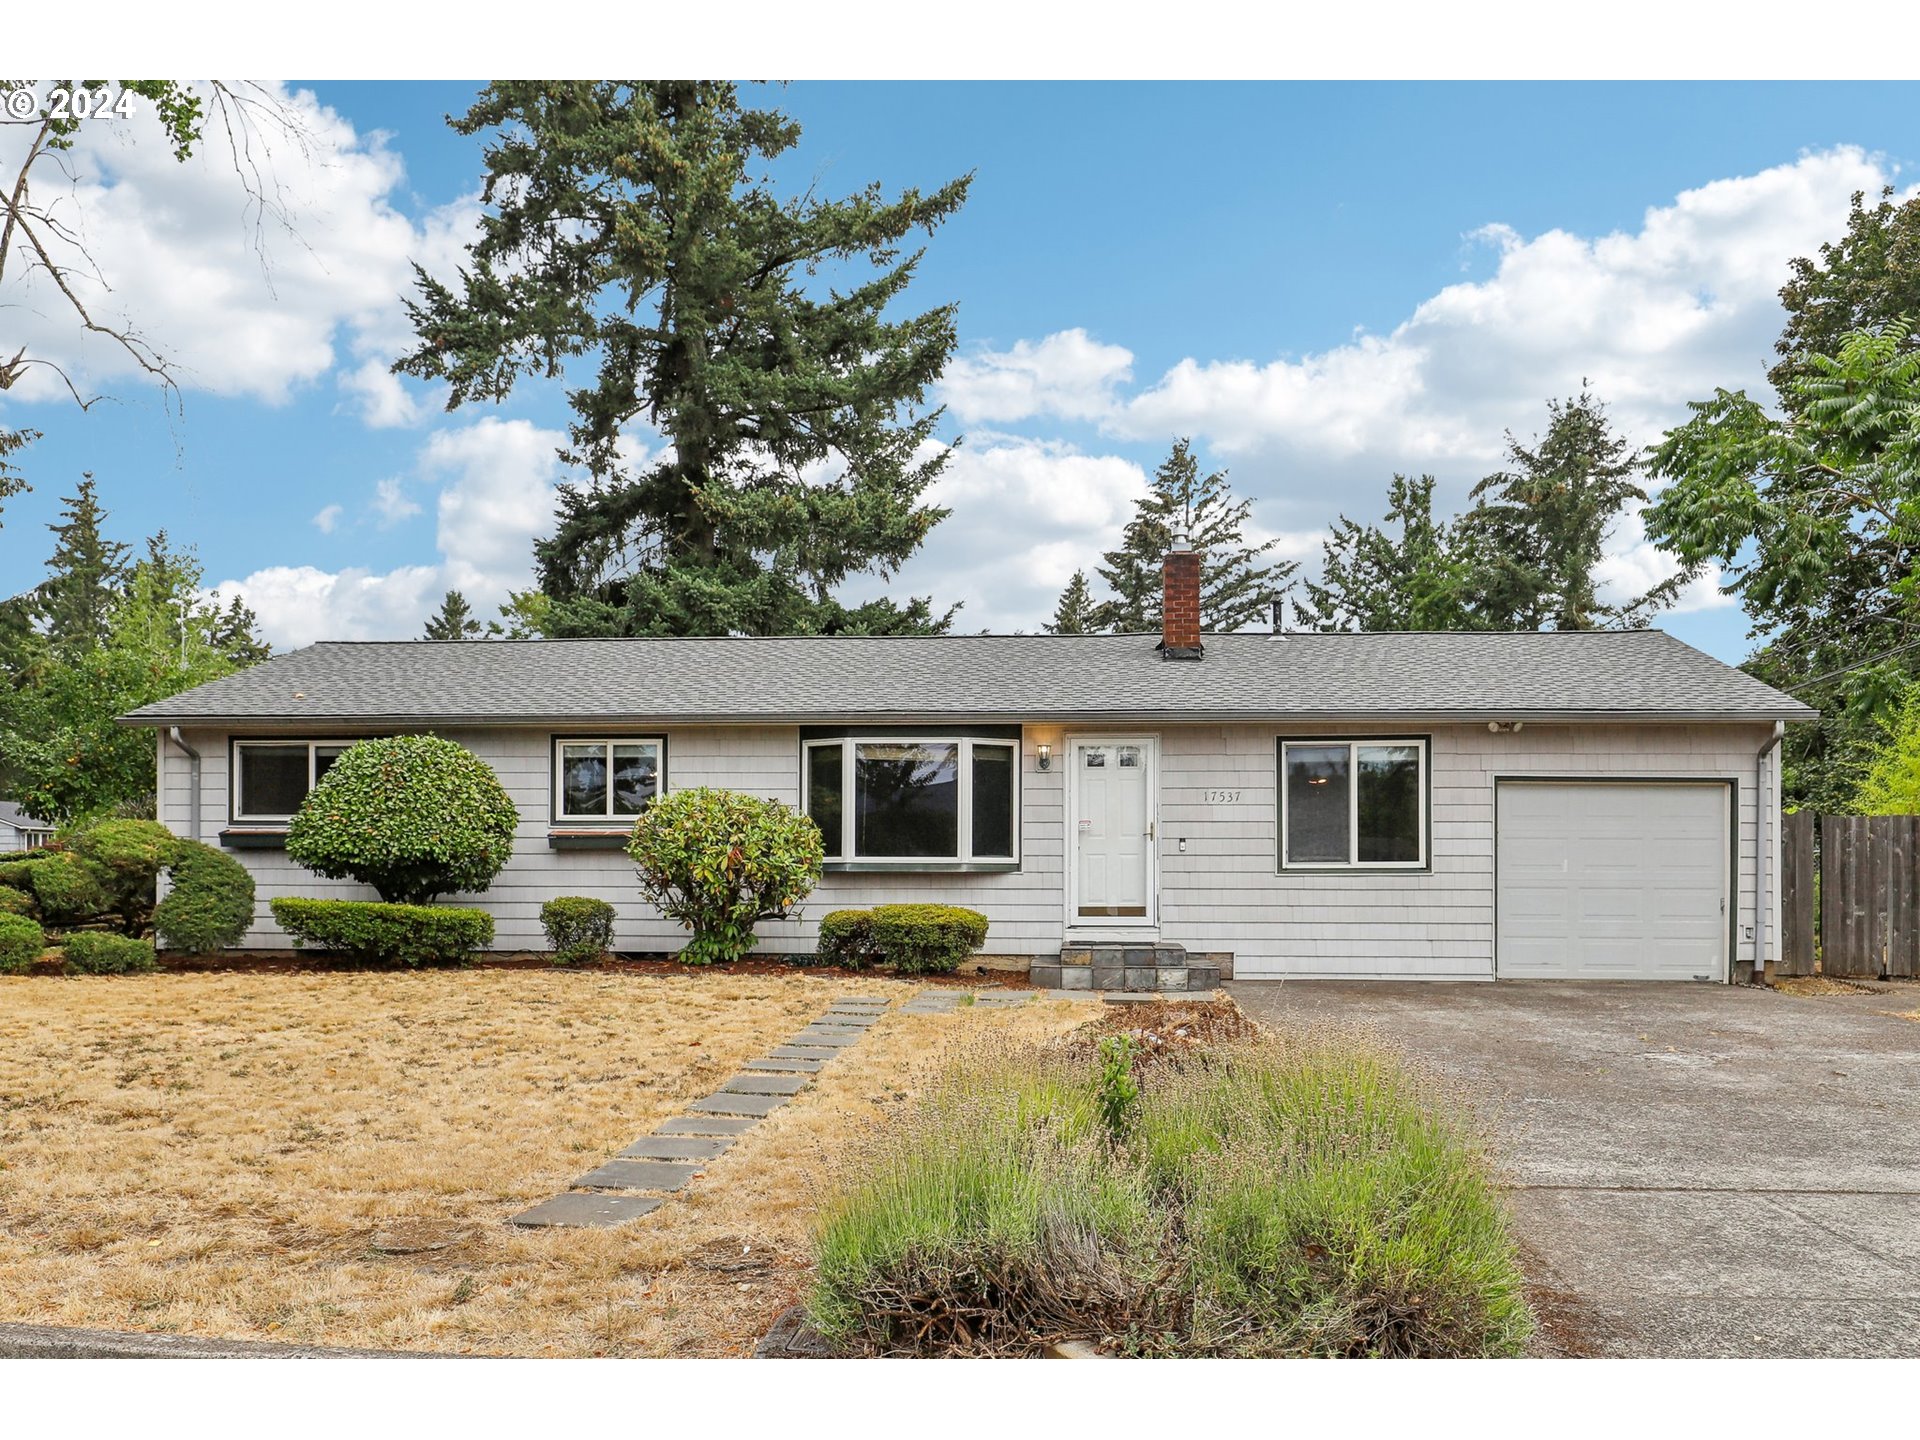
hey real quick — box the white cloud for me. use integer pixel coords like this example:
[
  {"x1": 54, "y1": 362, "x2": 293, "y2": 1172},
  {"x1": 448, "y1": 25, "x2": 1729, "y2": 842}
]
[
  {"x1": 311, "y1": 503, "x2": 343, "y2": 534},
  {"x1": 210, "y1": 564, "x2": 443, "y2": 652},
  {"x1": 370, "y1": 477, "x2": 422, "y2": 528},
  {"x1": 936, "y1": 147, "x2": 1907, "y2": 623},
  {"x1": 0, "y1": 81, "x2": 478, "y2": 417},
  {"x1": 338, "y1": 358, "x2": 426, "y2": 428},
  {"x1": 940, "y1": 328, "x2": 1135, "y2": 425},
  {"x1": 216, "y1": 417, "x2": 567, "y2": 647}
]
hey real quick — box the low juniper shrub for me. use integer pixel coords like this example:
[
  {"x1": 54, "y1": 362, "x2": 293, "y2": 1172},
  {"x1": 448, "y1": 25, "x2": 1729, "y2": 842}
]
[
  {"x1": 153, "y1": 840, "x2": 256, "y2": 953},
  {"x1": 60, "y1": 931, "x2": 159, "y2": 975},
  {"x1": 0, "y1": 912, "x2": 46, "y2": 974}
]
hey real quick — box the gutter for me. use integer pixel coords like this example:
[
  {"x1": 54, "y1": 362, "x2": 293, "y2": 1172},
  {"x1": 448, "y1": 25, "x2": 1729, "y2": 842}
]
[
  {"x1": 119, "y1": 707, "x2": 1820, "y2": 729},
  {"x1": 166, "y1": 727, "x2": 202, "y2": 841},
  {"x1": 1752, "y1": 721, "x2": 1787, "y2": 985}
]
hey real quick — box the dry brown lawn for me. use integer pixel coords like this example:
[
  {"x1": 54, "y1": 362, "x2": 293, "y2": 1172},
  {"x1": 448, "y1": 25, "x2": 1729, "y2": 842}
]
[{"x1": 0, "y1": 968, "x2": 1099, "y2": 1355}]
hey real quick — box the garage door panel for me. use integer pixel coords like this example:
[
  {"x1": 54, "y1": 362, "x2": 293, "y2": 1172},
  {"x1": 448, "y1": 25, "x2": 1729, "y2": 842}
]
[{"x1": 1497, "y1": 783, "x2": 1727, "y2": 982}]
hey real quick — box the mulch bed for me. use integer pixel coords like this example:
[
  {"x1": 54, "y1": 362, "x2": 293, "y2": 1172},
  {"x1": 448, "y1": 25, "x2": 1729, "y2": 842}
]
[
  {"x1": 1057, "y1": 997, "x2": 1262, "y2": 1067},
  {"x1": 10, "y1": 949, "x2": 1038, "y2": 986}
]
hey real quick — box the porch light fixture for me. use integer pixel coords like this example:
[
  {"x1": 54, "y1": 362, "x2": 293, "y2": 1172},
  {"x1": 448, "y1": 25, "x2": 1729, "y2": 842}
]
[{"x1": 1037, "y1": 743, "x2": 1052, "y2": 772}]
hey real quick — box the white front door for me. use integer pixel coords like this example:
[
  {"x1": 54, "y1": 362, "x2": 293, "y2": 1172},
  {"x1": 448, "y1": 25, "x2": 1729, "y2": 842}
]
[{"x1": 1069, "y1": 737, "x2": 1157, "y2": 926}]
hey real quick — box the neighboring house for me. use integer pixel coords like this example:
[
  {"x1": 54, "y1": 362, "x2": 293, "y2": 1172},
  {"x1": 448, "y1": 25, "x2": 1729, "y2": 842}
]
[
  {"x1": 121, "y1": 543, "x2": 1813, "y2": 986},
  {"x1": 0, "y1": 801, "x2": 55, "y2": 854}
]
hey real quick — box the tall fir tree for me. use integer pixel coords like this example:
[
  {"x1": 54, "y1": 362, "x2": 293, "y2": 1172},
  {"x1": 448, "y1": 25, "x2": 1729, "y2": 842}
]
[
  {"x1": 0, "y1": 426, "x2": 33, "y2": 529},
  {"x1": 1294, "y1": 474, "x2": 1486, "y2": 632},
  {"x1": 1046, "y1": 569, "x2": 1098, "y2": 634},
  {"x1": 1463, "y1": 390, "x2": 1680, "y2": 630},
  {"x1": 36, "y1": 474, "x2": 131, "y2": 655},
  {"x1": 1094, "y1": 439, "x2": 1294, "y2": 633},
  {"x1": 397, "y1": 82, "x2": 971, "y2": 638},
  {"x1": 422, "y1": 589, "x2": 483, "y2": 640}
]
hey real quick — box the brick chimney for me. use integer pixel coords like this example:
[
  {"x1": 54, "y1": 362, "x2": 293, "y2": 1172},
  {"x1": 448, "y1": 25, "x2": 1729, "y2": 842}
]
[{"x1": 1161, "y1": 533, "x2": 1203, "y2": 660}]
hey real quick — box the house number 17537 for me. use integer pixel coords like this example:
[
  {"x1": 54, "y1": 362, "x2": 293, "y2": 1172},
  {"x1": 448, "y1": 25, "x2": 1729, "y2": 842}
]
[{"x1": 1204, "y1": 789, "x2": 1242, "y2": 804}]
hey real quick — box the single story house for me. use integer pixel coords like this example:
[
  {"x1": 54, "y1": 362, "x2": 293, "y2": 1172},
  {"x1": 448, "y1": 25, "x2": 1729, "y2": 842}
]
[
  {"x1": 122, "y1": 545, "x2": 1812, "y2": 986},
  {"x1": 0, "y1": 800, "x2": 55, "y2": 854}
]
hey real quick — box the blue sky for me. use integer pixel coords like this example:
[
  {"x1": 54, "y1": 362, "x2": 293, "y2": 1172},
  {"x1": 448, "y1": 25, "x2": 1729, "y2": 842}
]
[{"x1": 3, "y1": 80, "x2": 1917, "y2": 658}]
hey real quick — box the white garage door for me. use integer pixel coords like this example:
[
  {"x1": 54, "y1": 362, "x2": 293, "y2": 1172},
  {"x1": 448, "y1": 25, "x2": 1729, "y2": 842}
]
[{"x1": 1496, "y1": 782, "x2": 1728, "y2": 981}]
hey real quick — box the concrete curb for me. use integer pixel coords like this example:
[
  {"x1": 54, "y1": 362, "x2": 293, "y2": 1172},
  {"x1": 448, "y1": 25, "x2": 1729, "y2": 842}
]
[{"x1": 0, "y1": 1321, "x2": 451, "y2": 1359}]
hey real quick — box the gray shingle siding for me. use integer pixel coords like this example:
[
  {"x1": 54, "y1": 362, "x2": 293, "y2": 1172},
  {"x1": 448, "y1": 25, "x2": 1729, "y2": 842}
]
[{"x1": 121, "y1": 629, "x2": 1811, "y2": 727}]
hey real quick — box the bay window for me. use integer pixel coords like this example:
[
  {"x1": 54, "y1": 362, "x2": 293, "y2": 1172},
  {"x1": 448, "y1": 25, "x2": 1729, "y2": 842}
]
[
  {"x1": 803, "y1": 733, "x2": 1019, "y2": 867},
  {"x1": 1279, "y1": 738, "x2": 1427, "y2": 869}
]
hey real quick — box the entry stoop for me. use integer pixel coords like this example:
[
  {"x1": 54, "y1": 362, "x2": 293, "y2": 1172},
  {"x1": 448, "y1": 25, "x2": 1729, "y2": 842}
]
[{"x1": 1030, "y1": 943, "x2": 1226, "y2": 993}]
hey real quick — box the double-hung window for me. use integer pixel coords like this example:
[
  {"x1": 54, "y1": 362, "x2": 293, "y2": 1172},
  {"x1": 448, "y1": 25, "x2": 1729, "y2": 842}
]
[
  {"x1": 232, "y1": 740, "x2": 356, "y2": 823},
  {"x1": 1279, "y1": 738, "x2": 1427, "y2": 869},
  {"x1": 803, "y1": 734, "x2": 1018, "y2": 866},
  {"x1": 553, "y1": 737, "x2": 665, "y2": 823}
]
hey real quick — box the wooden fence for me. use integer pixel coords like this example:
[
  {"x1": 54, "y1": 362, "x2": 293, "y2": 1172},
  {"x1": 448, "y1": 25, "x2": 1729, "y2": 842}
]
[{"x1": 1777, "y1": 813, "x2": 1920, "y2": 978}]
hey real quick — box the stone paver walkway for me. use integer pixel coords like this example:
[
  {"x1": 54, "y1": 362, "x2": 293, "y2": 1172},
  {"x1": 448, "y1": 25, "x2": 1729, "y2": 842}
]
[{"x1": 508, "y1": 996, "x2": 892, "y2": 1230}]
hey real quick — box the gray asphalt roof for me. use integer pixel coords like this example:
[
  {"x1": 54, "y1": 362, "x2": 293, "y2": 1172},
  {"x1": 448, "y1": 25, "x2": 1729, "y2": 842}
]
[
  {"x1": 0, "y1": 801, "x2": 51, "y2": 830},
  {"x1": 118, "y1": 629, "x2": 1814, "y2": 727}
]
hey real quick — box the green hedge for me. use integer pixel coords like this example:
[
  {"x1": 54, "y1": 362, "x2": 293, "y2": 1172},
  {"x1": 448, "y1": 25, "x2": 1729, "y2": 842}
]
[
  {"x1": 61, "y1": 932, "x2": 159, "y2": 975},
  {"x1": 541, "y1": 896, "x2": 615, "y2": 965},
  {"x1": 0, "y1": 913, "x2": 45, "y2": 974},
  {"x1": 154, "y1": 840, "x2": 256, "y2": 953},
  {"x1": 0, "y1": 884, "x2": 34, "y2": 918},
  {"x1": 869, "y1": 904, "x2": 989, "y2": 975},
  {"x1": 270, "y1": 897, "x2": 493, "y2": 967},
  {"x1": 817, "y1": 909, "x2": 878, "y2": 969}
]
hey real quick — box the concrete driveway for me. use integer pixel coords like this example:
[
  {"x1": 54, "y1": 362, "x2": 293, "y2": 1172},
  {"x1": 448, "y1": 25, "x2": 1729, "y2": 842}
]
[{"x1": 1227, "y1": 979, "x2": 1920, "y2": 1357}]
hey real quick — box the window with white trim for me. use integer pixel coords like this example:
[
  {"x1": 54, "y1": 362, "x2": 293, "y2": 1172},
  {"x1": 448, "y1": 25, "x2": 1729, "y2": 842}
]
[
  {"x1": 1279, "y1": 738, "x2": 1427, "y2": 869},
  {"x1": 553, "y1": 737, "x2": 664, "y2": 822},
  {"x1": 804, "y1": 736, "x2": 1018, "y2": 864},
  {"x1": 233, "y1": 740, "x2": 355, "y2": 822}
]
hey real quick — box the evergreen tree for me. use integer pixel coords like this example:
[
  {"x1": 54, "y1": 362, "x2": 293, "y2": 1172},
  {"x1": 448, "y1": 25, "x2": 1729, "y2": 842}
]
[
  {"x1": 0, "y1": 426, "x2": 33, "y2": 529},
  {"x1": 1464, "y1": 389, "x2": 1680, "y2": 630},
  {"x1": 35, "y1": 474, "x2": 131, "y2": 655},
  {"x1": 422, "y1": 589, "x2": 483, "y2": 641},
  {"x1": 1093, "y1": 439, "x2": 1295, "y2": 633},
  {"x1": 1046, "y1": 570, "x2": 1098, "y2": 634},
  {"x1": 1295, "y1": 475, "x2": 1486, "y2": 632},
  {"x1": 397, "y1": 82, "x2": 971, "y2": 638}
]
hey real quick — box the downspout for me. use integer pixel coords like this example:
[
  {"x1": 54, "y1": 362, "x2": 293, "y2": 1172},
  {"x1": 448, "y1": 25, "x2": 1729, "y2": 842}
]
[
  {"x1": 1752, "y1": 721, "x2": 1786, "y2": 986},
  {"x1": 166, "y1": 727, "x2": 202, "y2": 842}
]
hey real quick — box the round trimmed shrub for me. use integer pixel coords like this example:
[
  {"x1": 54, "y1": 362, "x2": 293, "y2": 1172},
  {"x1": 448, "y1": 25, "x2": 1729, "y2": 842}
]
[
  {"x1": 817, "y1": 909, "x2": 877, "y2": 969},
  {"x1": 0, "y1": 912, "x2": 46, "y2": 974},
  {"x1": 0, "y1": 884, "x2": 35, "y2": 918},
  {"x1": 285, "y1": 735, "x2": 518, "y2": 904},
  {"x1": 28, "y1": 852, "x2": 110, "y2": 925},
  {"x1": 61, "y1": 931, "x2": 158, "y2": 975},
  {"x1": 271, "y1": 897, "x2": 493, "y2": 967},
  {"x1": 626, "y1": 787, "x2": 824, "y2": 966},
  {"x1": 69, "y1": 819, "x2": 179, "y2": 932},
  {"x1": 869, "y1": 904, "x2": 989, "y2": 975},
  {"x1": 154, "y1": 840, "x2": 257, "y2": 953},
  {"x1": 0, "y1": 854, "x2": 56, "y2": 891},
  {"x1": 541, "y1": 896, "x2": 615, "y2": 965}
]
